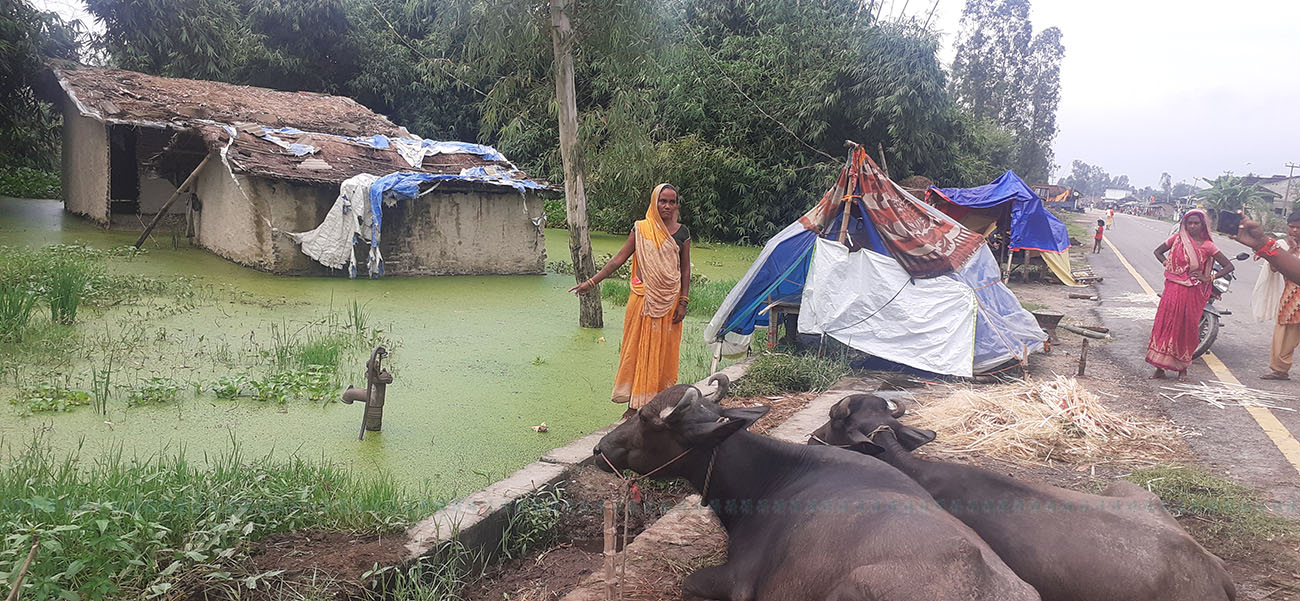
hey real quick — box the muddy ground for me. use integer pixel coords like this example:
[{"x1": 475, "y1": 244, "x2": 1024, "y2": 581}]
[{"x1": 215, "y1": 263, "x2": 1299, "y2": 600}]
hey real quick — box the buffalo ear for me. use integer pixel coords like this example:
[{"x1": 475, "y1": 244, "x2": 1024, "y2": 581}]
[
  {"x1": 896, "y1": 425, "x2": 937, "y2": 451},
  {"x1": 828, "y1": 396, "x2": 853, "y2": 421},
  {"x1": 720, "y1": 404, "x2": 770, "y2": 429}
]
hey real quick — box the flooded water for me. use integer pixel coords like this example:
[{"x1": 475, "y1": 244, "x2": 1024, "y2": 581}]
[{"x1": 0, "y1": 198, "x2": 758, "y2": 499}]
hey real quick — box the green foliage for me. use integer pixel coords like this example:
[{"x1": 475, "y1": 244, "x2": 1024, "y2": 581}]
[
  {"x1": 0, "y1": 0, "x2": 82, "y2": 171},
  {"x1": 1062, "y1": 160, "x2": 1129, "y2": 198},
  {"x1": 0, "y1": 440, "x2": 437, "y2": 601},
  {"x1": 7, "y1": 384, "x2": 91, "y2": 416},
  {"x1": 544, "y1": 197, "x2": 568, "y2": 229},
  {"x1": 1196, "y1": 174, "x2": 1271, "y2": 217},
  {"x1": 0, "y1": 280, "x2": 38, "y2": 342},
  {"x1": 732, "y1": 352, "x2": 851, "y2": 397},
  {"x1": 0, "y1": 166, "x2": 60, "y2": 198},
  {"x1": 950, "y1": 0, "x2": 1062, "y2": 181},
  {"x1": 44, "y1": 252, "x2": 92, "y2": 325},
  {"x1": 126, "y1": 376, "x2": 183, "y2": 407},
  {"x1": 210, "y1": 368, "x2": 336, "y2": 404},
  {"x1": 1125, "y1": 464, "x2": 1297, "y2": 558},
  {"x1": 499, "y1": 485, "x2": 567, "y2": 559}
]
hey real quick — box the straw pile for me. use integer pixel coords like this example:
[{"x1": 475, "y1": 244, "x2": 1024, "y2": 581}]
[{"x1": 908, "y1": 375, "x2": 1178, "y2": 465}]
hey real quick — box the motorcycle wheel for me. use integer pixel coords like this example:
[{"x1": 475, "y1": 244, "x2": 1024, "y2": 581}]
[{"x1": 1193, "y1": 311, "x2": 1219, "y2": 359}]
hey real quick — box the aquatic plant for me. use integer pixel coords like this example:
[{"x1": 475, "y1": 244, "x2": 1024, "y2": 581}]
[
  {"x1": 0, "y1": 439, "x2": 440, "y2": 601},
  {"x1": 44, "y1": 253, "x2": 92, "y2": 325},
  {"x1": 7, "y1": 384, "x2": 91, "y2": 416},
  {"x1": 0, "y1": 282, "x2": 38, "y2": 342},
  {"x1": 126, "y1": 377, "x2": 183, "y2": 407}
]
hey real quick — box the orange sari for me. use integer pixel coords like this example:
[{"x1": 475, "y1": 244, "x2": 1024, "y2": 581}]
[{"x1": 612, "y1": 184, "x2": 683, "y2": 408}]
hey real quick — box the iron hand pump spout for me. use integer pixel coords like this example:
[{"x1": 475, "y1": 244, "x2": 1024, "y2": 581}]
[{"x1": 341, "y1": 345, "x2": 392, "y2": 440}]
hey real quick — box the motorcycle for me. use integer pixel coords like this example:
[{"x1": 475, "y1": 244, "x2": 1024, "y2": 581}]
[{"x1": 1192, "y1": 252, "x2": 1251, "y2": 359}]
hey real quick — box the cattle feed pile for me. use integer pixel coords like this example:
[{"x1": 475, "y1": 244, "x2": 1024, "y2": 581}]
[{"x1": 908, "y1": 376, "x2": 1179, "y2": 464}]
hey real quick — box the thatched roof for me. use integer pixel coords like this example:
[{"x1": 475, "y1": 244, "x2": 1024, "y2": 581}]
[{"x1": 47, "y1": 65, "x2": 545, "y2": 189}]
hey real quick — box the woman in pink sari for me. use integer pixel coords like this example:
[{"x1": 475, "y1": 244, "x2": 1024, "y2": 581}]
[{"x1": 1147, "y1": 209, "x2": 1234, "y2": 379}]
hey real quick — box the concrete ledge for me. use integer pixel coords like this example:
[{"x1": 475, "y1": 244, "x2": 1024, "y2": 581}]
[
  {"x1": 404, "y1": 460, "x2": 568, "y2": 559},
  {"x1": 768, "y1": 376, "x2": 882, "y2": 443},
  {"x1": 402, "y1": 357, "x2": 755, "y2": 560}
]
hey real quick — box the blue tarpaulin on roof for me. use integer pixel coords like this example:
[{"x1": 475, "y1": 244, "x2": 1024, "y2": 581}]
[{"x1": 933, "y1": 170, "x2": 1070, "y2": 253}]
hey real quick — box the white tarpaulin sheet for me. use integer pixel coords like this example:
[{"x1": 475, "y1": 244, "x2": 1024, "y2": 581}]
[{"x1": 799, "y1": 238, "x2": 978, "y2": 377}]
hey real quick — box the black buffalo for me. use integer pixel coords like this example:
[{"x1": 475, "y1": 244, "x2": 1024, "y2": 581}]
[
  {"x1": 594, "y1": 384, "x2": 1039, "y2": 601},
  {"x1": 809, "y1": 394, "x2": 1236, "y2": 601}
]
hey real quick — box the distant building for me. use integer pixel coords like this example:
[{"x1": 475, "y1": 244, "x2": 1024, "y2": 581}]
[{"x1": 1241, "y1": 175, "x2": 1300, "y2": 215}]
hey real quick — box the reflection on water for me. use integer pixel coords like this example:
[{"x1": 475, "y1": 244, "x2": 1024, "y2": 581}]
[{"x1": 0, "y1": 198, "x2": 756, "y2": 498}]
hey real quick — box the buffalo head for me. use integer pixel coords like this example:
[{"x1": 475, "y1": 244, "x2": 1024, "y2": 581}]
[
  {"x1": 594, "y1": 384, "x2": 768, "y2": 478},
  {"x1": 808, "y1": 394, "x2": 936, "y2": 455}
]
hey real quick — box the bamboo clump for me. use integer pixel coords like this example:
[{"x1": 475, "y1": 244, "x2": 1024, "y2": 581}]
[{"x1": 907, "y1": 376, "x2": 1178, "y2": 465}]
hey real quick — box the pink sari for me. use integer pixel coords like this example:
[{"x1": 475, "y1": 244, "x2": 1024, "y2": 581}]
[{"x1": 1146, "y1": 210, "x2": 1218, "y2": 371}]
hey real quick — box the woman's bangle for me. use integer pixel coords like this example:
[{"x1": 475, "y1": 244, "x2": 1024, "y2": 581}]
[{"x1": 1257, "y1": 238, "x2": 1280, "y2": 259}]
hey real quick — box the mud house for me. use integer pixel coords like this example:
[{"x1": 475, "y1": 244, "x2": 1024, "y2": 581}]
[{"x1": 43, "y1": 65, "x2": 549, "y2": 276}]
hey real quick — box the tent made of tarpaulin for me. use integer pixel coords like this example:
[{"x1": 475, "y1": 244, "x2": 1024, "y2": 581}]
[
  {"x1": 704, "y1": 148, "x2": 1046, "y2": 377},
  {"x1": 926, "y1": 170, "x2": 1083, "y2": 287}
]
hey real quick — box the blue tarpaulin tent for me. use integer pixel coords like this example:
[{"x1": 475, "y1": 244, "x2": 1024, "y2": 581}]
[
  {"x1": 705, "y1": 153, "x2": 1046, "y2": 377},
  {"x1": 930, "y1": 170, "x2": 1070, "y2": 253}
]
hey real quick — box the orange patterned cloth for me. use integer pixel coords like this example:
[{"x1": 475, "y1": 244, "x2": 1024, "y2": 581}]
[
  {"x1": 612, "y1": 184, "x2": 684, "y2": 408},
  {"x1": 1279, "y1": 280, "x2": 1300, "y2": 325}
]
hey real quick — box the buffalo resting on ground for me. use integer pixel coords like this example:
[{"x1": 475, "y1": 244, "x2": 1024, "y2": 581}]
[
  {"x1": 809, "y1": 393, "x2": 1236, "y2": 601},
  {"x1": 594, "y1": 383, "x2": 1039, "y2": 601}
]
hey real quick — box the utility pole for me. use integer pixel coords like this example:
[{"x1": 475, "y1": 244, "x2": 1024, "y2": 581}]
[
  {"x1": 1285, "y1": 162, "x2": 1299, "y2": 212},
  {"x1": 550, "y1": 0, "x2": 602, "y2": 328}
]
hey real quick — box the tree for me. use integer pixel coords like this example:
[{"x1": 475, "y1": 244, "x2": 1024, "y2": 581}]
[
  {"x1": 1061, "y1": 160, "x2": 1110, "y2": 197},
  {"x1": 1196, "y1": 174, "x2": 1269, "y2": 215},
  {"x1": 1159, "y1": 172, "x2": 1172, "y2": 201},
  {"x1": 0, "y1": 0, "x2": 83, "y2": 170},
  {"x1": 951, "y1": 0, "x2": 1062, "y2": 182}
]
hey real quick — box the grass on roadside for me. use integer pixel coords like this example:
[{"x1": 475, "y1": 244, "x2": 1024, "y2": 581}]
[
  {"x1": 731, "y1": 351, "x2": 851, "y2": 397},
  {"x1": 0, "y1": 438, "x2": 441, "y2": 601},
  {"x1": 1125, "y1": 464, "x2": 1298, "y2": 559}
]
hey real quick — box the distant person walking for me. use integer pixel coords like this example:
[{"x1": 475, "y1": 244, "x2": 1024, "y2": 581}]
[
  {"x1": 1252, "y1": 212, "x2": 1300, "y2": 380},
  {"x1": 1093, "y1": 219, "x2": 1105, "y2": 253},
  {"x1": 1106, "y1": 208, "x2": 1115, "y2": 230},
  {"x1": 570, "y1": 184, "x2": 691, "y2": 418},
  {"x1": 1146, "y1": 209, "x2": 1234, "y2": 380}
]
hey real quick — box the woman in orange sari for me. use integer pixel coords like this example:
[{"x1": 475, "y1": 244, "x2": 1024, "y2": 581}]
[
  {"x1": 571, "y1": 184, "x2": 691, "y2": 418},
  {"x1": 1146, "y1": 209, "x2": 1233, "y2": 380}
]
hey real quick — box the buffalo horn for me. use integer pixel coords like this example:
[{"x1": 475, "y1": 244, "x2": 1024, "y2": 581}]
[
  {"x1": 661, "y1": 386, "x2": 702, "y2": 421},
  {"x1": 704, "y1": 373, "x2": 730, "y2": 402},
  {"x1": 886, "y1": 398, "x2": 906, "y2": 418}
]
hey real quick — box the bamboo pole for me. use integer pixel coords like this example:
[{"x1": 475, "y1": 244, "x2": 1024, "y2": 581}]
[
  {"x1": 550, "y1": 0, "x2": 603, "y2": 328},
  {"x1": 603, "y1": 500, "x2": 617, "y2": 601},
  {"x1": 134, "y1": 155, "x2": 211, "y2": 249},
  {"x1": 5, "y1": 534, "x2": 39, "y2": 601}
]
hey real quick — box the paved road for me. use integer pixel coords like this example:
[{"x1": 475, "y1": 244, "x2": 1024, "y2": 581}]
[{"x1": 1080, "y1": 209, "x2": 1300, "y2": 512}]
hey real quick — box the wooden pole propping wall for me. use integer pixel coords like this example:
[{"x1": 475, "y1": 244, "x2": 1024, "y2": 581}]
[
  {"x1": 550, "y1": 0, "x2": 602, "y2": 328},
  {"x1": 134, "y1": 154, "x2": 211, "y2": 249}
]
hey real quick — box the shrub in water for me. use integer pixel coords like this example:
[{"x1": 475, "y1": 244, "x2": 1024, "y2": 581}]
[
  {"x1": 44, "y1": 254, "x2": 92, "y2": 325},
  {"x1": 7, "y1": 385, "x2": 91, "y2": 416},
  {"x1": 0, "y1": 281, "x2": 38, "y2": 342},
  {"x1": 126, "y1": 377, "x2": 183, "y2": 407}
]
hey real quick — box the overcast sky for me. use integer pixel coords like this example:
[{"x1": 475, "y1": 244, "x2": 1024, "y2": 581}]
[{"x1": 35, "y1": 0, "x2": 1300, "y2": 189}]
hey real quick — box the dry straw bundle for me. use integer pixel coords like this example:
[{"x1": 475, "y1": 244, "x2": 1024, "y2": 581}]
[{"x1": 908, "y1": 376, "x2": 1177, "y2": 465}]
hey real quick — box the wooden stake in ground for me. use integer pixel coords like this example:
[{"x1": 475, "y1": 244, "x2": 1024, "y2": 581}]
[
  {"x1": 549, "y1": 0, "x2": 602, "y2": 328},
  {"x1": 134, "y1": 154, "x2": 211, "y2": 249},
  {"x1": 603, "y1": 500, "x2": 617, "y2": 600},
  {"x1": 5, "y1": 533, "x2": 38, "y2": 601},
  {"x1": 1077, "y1": 337, "x2": 1089, "y2": 377}
]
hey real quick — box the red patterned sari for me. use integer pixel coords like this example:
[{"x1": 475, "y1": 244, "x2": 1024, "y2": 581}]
[{"x1": 1145, "y1": 210, "x2": 1217, "y2": 371}]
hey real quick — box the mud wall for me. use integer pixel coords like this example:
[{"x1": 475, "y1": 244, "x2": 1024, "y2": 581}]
[
  {"x1": 380, "y1": 188, "x2": 546, "y2": 276},
  {"x1": 191, "y1": 159, "x2": 274, "y2": 269},
  {"x1": 60, "y1": 108, "x2": 109, "y2": 224}
]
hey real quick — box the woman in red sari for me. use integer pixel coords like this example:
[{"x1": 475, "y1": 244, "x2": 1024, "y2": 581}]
[{"x1": 1146, "y1": 209, "x2": 1234, "y2": 379}]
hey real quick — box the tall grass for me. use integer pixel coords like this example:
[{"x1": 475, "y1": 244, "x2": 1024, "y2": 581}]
[
  {"x1": 0, "y1": 282, "x2": 38, "y2": 342},
  {"x1": 44, "y1": 253, "x2": 92, "y2": 325},
  {"x1": 731, "y1": 351, "x2": 851, "y2": 397},
  {"x1": 0, "y1": 438, "x2": 441, "y2": 601}
]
